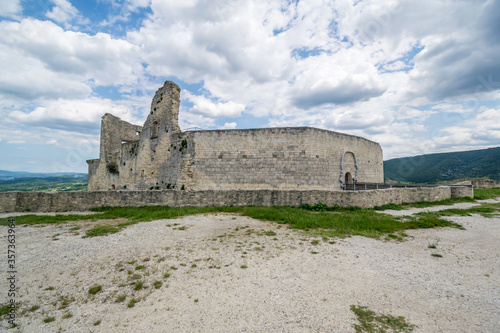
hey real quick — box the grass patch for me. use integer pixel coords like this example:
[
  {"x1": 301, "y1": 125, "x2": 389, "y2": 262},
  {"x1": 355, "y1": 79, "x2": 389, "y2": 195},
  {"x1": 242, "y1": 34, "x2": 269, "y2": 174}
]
[
  {"x1": 1, "y1": 200, "x2": 478, "y2": 240},
  {"x1": 116, "y1": 294, "x2": 126, "y2": 303},
  {"x1": 94, "y1": 319, "x2": 102, "y2": 326},
  {"x1": 474, "y1": 188, "x2": 500, "y2": 200},
  {"x1": 416, "y1": 202, "x2": 500, "y2": 219},
  {"x1": 350, "y1": 305, "x2": 416, "y2": 332},
  {"x1": 62, "y1": 312, "x2": 73, "y2": 319},
  {"x1": 127, "y1": 298, "x2": 137, "y2": 308},
  {"x1": 375, "y1": 196, "x2": 475, "y2": 211},
  {"x1": 134, "y1": 281, "x2": 144, "y2": 291},
  {"x1": 88, "y1": 285, "x2": 102, "y2": 295},
  {"x1": 28, "y1": 305, "x2": 40, "y2": 312},
  {"x1": 153, "y1": 281, "x2": 162, "y2": 289},
  {"x1": 43, "y1": 316, "x2": 56, "y2": 323},
  {"x1": 0, "y1": 304, "x2": 11, "y2": 316}
]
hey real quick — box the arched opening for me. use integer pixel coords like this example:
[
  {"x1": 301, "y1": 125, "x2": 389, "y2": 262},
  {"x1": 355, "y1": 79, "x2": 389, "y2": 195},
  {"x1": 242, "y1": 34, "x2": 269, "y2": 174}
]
[
  {"x1": 151, "y1": 121, "x2": 158, "y2": 138},
  {"x1": 345, "y1": 172, "x2": 353, "y2": 185}
]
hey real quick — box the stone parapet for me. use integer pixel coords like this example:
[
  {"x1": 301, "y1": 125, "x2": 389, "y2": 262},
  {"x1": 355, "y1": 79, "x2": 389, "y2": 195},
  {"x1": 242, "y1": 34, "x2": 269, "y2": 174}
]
[{"x1": 0, "y1": 186, "x2": 473, "y2": 213}]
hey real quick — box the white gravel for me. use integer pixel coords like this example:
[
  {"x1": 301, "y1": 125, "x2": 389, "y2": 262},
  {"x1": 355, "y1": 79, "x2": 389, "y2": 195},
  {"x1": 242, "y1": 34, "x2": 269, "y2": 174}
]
[{"x1": 1, "y1": 204, "x2": 499, "y2": 332}]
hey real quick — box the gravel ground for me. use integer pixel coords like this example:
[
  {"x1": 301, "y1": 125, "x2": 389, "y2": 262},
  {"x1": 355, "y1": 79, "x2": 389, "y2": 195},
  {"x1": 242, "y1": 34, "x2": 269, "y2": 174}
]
[{"x1": 1, "y1": 202, "x2": 499, "y2": 332}]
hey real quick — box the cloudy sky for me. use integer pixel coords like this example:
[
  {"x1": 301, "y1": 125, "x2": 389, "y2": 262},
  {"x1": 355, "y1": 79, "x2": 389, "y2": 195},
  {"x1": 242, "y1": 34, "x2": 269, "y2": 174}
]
[{"x1": 1, "y1": 0, "x2": 499, "y2": 173}]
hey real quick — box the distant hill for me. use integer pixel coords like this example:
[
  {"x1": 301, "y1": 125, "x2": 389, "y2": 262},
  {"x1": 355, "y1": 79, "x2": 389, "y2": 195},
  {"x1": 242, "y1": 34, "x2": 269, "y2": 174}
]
[
  {"x1": 0, "y1": 170, "x2": 87, "y2": 180},
  {"x1": 0, "y1": 171, "x2": 87, "y2": 191},
  {"x1": 384, "y1": 147, "x2": 500, "y2": 184}
]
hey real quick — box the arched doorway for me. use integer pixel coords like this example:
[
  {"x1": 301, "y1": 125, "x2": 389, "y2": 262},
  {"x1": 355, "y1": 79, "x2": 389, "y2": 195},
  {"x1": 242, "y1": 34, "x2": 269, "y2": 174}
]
[{"x1": 345, "y1": 172, "x2": 353, "y2": 185}]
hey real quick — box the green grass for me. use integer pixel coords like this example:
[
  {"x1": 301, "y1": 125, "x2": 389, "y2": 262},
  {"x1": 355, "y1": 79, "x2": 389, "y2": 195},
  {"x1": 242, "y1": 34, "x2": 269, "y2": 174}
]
[
  {"x1": 116, "y1": 294, "x2": 127, "y2": 303},
  {"x1": 62, "y1": 312, "x2": 73, "y2": 319},
  {"x1": 0, "y1": 304, "x2": 10, "y2": 316},
  {"x1": 474, "y1": 188, "x2": 500, "y2": 200},
  {"x1": 43, "y1": 316, "x2": 56, "y2": 323},
  {"x1": 350, "y1": 305, "x2": 416, "y2": 332},
  {"x1": 374, "y1": 196, "x2": 475, "y2": 211},
  {"x1": 127, "y1": 298, "x2": 137, "y2": 308},
  {"x1": 416, "y1": 202, "x2": 500, "y2": 220},
  {"x1": 88, "y1": 285, "x2": 102, "y2": 295},
  {"x1": 0, "y1": 201, "x2": 477, "y2": 239}
]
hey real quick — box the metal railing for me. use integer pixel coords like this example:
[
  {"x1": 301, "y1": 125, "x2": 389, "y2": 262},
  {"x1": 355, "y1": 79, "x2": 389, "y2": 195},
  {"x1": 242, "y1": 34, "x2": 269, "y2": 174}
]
[{"x1": 343, "y1": 183, "x2": 438, "y2": 191}]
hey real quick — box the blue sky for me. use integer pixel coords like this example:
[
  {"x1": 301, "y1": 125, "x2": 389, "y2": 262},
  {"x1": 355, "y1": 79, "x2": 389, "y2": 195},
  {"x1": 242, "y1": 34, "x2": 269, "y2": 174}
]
[{"x1": 0, "y1": 0, "x2": 499, "y2": 173}]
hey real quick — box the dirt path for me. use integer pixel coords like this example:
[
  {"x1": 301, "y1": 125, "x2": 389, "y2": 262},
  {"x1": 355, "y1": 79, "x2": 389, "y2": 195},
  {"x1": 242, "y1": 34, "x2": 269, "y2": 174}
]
[{"x1": 1, "y1": 206, "x2": 499, "y2": 332}]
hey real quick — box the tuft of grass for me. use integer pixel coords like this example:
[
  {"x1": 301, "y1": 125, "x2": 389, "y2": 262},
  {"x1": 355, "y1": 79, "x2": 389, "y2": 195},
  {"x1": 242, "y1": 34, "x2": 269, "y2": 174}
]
[
  {"x1": 62, "y1": 312, "x2": 73, "y2": 319},
  {"x1": 263, "y1": 230, "x2": 277, "y2": 236},
  {"x1": 134, "y1": 281, "x2": 144, "y2": 291},
  {"x1": 431, "y1": 253, "x2": 443, "y2": 258},
  {"x1": 164, "y1": 272, "x2": 171, "y2": 279},
  {"x1": 127, "y1": 298, "x2": 137, "y2": 308},
  {"x1": 44, "y1": 286, "x2": 55, "y2": 291},
  {"x1": 153, "y1": 281, "x2": 162, "y2": 289},
  {"x1": 84, "y1": 224, "x2": 121, "y2": 238},
  {"x1": 43, "y1": 316, "x2": 56, "y2": 323},
  {"x1": 427, "y1": 239, "x2": 440, "y2": 249},
  {"x1": 116, "y1": 294, "x2": 127, "y2": 303},
  {"x1": 88, "y1": 285, "x2": 102, "y2": 295},
  {"x1": 94, "y1": 319, "x2": 102, "y2": 326},
  {"x1": 135, "y1": 265, "x2": 145, "y2": 270},
  {"x1": 350, "y1": 305, "x2": 416, "y2": 333},
  {"x1": 240, "y1": 265, "x2": 248, "y2": 269},
  {"x1": 0, "y1": 304, "x2": 11, "y2": 316},
  {"x1": 28, "y1": 305, "x2": 40, "y2": 312}
]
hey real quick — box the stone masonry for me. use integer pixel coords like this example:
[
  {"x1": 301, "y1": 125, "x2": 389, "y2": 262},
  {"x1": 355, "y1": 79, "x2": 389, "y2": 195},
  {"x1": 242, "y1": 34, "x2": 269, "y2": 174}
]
[{"x1": 87, "y1": 81, "x2": 384, "y2": 191}]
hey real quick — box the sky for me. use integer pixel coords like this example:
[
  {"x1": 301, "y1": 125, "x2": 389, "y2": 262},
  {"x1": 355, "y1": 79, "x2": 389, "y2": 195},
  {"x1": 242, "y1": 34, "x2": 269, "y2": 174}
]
[{"x1": 0, "y1": 0, "x2": 499, "y2": 173}]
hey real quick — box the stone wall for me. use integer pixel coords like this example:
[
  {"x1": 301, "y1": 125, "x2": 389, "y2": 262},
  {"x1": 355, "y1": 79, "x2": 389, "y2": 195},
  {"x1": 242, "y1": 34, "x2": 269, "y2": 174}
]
[
  {"x1": 0, "y1": 186, "x2": 472, "y2": 213},
  {"x1": 187, "y1": 127, "x2": 383, "y2": 191},
  {"x1": 471, "y1": 179, "x2": 500, "y2": 189}
]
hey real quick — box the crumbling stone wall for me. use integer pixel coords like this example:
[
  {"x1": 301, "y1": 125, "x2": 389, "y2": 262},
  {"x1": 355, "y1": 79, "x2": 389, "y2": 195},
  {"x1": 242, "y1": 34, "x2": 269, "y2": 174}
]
[{"x1": 87, "y1": 81, "x2": 384, "y2": 191}]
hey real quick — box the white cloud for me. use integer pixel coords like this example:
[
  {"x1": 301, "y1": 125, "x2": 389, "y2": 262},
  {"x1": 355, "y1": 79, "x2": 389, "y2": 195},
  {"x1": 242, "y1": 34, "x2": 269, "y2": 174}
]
[
  {"x1": 221, "y1": 122, "x2": 237, "y2": 129},
  {"x1": 182, "y1": 91, "x2": 245, "y2": 118},
  {"x1": 8, "y1": 97, "x2": 139, "y2": 133},
  {"x1": 0, "y1": 19, "x2": 143, "y2": 91},
  {"x1": 0, "y1": 0, "x2": 21, "y2": 18},
  {"x1": 46, "y1": 0, "x2": 79, "y2": 24}
]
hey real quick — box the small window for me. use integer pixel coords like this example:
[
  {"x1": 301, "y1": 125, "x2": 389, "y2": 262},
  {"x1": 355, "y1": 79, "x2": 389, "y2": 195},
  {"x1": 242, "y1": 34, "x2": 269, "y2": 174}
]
[
  {"x1": 111, "y1": 184, "x2": 116, "y2": 190},
  {"x1": 141, "y1": 170, "x2": 145, "y2": 177},
  {"x1": 151, "y1": 121, "x2": 158, "y2": 138},
  {"x1": 136, "y1": 131, "x2": 140, "y2": 136}
]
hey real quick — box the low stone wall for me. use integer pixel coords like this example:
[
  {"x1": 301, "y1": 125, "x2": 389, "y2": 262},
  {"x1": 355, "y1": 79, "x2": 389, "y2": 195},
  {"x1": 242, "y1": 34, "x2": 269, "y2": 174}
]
[
  {"x1": 0, "y1": 185, "x2": 473, "y2": 213},
  {"x1": 471, "y1": 179, "x2": 500, "y2": 189}
]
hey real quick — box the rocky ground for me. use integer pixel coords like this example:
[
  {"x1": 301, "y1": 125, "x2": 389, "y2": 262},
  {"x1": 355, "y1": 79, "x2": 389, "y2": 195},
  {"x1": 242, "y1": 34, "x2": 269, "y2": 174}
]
[{"x1": 0, "y1": 200, "x2": 499, "y2": 332}]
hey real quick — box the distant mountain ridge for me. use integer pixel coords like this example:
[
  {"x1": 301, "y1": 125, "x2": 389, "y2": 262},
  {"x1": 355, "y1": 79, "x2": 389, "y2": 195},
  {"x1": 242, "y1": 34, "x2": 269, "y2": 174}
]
[
  {"x1": 384, "y1": 147, "x2": 500, "y2": 184},
  {"x1": 0, "y1": 170, "x2": 86, "y2": 180}
]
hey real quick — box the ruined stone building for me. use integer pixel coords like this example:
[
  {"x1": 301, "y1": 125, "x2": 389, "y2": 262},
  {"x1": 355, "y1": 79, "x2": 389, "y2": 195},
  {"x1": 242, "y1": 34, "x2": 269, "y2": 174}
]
[{"x1": 87, "y1": 81, "x2": 384, "y2": 191}]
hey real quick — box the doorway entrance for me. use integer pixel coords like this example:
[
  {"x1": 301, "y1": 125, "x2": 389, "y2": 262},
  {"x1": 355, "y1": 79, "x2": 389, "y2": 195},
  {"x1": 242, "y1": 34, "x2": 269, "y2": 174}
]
[{"x1": 345, "y1": 172, "x2": 353, "y2": 185}]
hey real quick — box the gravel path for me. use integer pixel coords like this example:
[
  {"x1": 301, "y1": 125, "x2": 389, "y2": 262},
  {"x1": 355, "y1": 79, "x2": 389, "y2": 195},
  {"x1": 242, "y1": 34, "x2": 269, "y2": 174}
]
[{"x1": 1, "y1": 204, "x2": 499, "y2": 332}]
